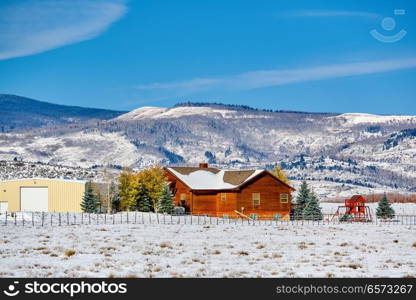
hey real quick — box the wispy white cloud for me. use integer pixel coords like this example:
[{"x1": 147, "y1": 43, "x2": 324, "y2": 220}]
[
  {"x1": 0, "y1": 0, "x2": 127, "y2": 60},
  {"x1": 280, "y1": 9, "x2": 381, "y2": 18},
  {"x1": 135, "y1": 57, "x2": 416, "y2": 95}
]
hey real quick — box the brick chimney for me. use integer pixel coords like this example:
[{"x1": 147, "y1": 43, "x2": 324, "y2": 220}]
[{"x1": 199, "y1": 163, "x2": 209, "y2": 168}]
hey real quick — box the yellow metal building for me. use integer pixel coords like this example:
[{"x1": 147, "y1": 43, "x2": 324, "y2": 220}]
[{"x1": 0, "y1": 178, "x2": 86, "y2": 213}]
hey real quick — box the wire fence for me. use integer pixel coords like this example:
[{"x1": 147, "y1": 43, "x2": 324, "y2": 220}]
[{"x1": 1, "y1": 212, "x2": 415, "y2": 227}]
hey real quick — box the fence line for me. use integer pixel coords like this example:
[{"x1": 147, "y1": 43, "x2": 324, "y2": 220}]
[{"x1": 1, "y1": 212, "x2": 415, "y2": 227}]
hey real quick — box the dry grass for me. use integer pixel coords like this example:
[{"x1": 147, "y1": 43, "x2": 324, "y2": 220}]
[
  {"x1": 33, "y1": 247, "x2": 47, "y2": 251},
  {"x1": 339, "y1": 264, "x2": 362, "y2": 269},
  {"x1": 298, "y1": 242, "x2": 308, "y2": 249},
  {"x1": 64, "y1": 250, "x2": 76, "y2": 257},
  {"x1": 159, "y1": 242, "x2": 172, "y2": 249}
]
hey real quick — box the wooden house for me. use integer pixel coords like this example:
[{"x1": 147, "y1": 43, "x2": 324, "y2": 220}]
[{"x1": 164, "y1": 164, "x2": 295, "y2": 220}]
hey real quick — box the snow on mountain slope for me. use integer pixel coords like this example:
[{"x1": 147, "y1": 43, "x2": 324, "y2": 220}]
[
  {"x1": 329, "y1": 113, "x2": 416, "y2": 126},
  {"x1": 0, "y1": 132, "x2": 141, "y2": 168},
  {"x1": 115, "y1": 106, "x2": 168, "y2": 120},
  {"x1": 1, "y1": 102, "x2": 415, "y2": 197},
  {"x1": 114, "y1": 105, "x2": 264, "y2": 120}
]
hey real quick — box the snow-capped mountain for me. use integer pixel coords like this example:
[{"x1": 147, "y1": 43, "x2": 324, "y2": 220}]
[{"x1": 1, "y1": 100, "x2": 415, "y2": 197}]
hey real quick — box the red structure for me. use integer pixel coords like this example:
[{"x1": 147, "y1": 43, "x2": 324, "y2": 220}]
[{"x1": 333, "y1": 195, "x2": 372, "y2": 222}]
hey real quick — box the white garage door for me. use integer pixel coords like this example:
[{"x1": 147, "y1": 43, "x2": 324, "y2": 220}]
[
  {"x1": 20, "y1": 187, "x2": 48, "y2": 212},
  {"x1": 0, "y1": 202, "x2": 8, "y2": 213}
]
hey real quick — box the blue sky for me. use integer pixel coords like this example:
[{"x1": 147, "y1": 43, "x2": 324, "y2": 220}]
[{"x1": 0, "y1": 0, "x2": 415, "y2": 114}]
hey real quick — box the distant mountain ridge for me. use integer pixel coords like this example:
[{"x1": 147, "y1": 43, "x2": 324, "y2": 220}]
[
  {"x1": 174, "y1": 101, "x2": 336, "y2": 114},
  {"x1": 0, "y1": 94, "x2": 127, "y2": 132},
  {"x1": 1, "y1": 95, "x2": 416, "y2": 198}
]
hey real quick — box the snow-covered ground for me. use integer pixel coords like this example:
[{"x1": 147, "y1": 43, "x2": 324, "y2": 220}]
[{"x1": 0, "y1": 215, "x2": 415, "y2": 278}]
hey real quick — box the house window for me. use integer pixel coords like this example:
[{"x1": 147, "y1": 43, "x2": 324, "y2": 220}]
[
  {"x1": 220, "y1": 193, "x2": 227, "y2": 201},
  {"x1": 280, "y1": 193, "x2": 289, "y2": 203},
  {"x1": 180, "y1": 193, "x2": 186, "y2": 201},
  {"x1": 252, "y1": 193, "x2": 260, "y2": 206}
]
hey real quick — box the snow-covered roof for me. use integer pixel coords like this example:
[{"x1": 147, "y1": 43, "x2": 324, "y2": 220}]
[
  {"x1": 167, "y1": 167, "x2": 264, "y2": 190},
  {"x1": 0, "y1": 178, "x2": 88, "y2": 184}
]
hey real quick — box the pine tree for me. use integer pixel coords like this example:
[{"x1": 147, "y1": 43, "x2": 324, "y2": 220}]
[
  {"x1": 81, "y1": 184, "x2": 98, "y2": 213},
  {"x1": 136, "y1": 185, "x2": 152, "y2": 212},
  {"x1": 110, "y1": 183, "x2": 120, "y2": 213},
  {"x1": 295, "y1": 180, "x2": 310, "y2": 218},
  {"x1": 302, "y1": 191, "x2": 323, "y2": 220},
  {"x1": 158, "y1": 185, "x2": 174, "y2": 214},
  {"x1": 376, "y1": 193, "x2": 395, "y2": 219}
]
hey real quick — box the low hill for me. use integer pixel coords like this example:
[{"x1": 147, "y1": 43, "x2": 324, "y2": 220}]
[{"x1": 0, "y1": 94, "x2": 126, "y2": 132}]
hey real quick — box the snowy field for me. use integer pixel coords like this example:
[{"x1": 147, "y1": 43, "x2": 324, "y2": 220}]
[{"x1": 0, "y1": 221, "x2": 415, "y2": 278}]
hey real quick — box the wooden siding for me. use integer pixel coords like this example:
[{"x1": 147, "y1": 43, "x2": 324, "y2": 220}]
[
  {"x1": 0, "y1": 179, "x2": 86, "y2": 212},
  {"x1": 237, "y1": 173, "x2": 291, "y2": 219}
]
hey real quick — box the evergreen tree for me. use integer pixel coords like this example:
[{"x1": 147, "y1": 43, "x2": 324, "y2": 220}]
[
  {"x1": 136, "y1": 185, "x2": 152, "y2": 212},
  {"x1": 81, "y1": 184, "x2": 98, "y2": 213},
  {"x1": 158, "y1": 185, "x2": 174, "y2": 214},
  {"x1": 295, "y1": 180, "x2": 310, "y2": 218},
  {"x1": 376, "y1": 193, "x2": 395, "y2": 219},
  {"x1": 110, "y1": 183, "x2": 120, "y2": 213},
  {"x1": 302, "y1": 192, "x2": 323, "y2": 220}
]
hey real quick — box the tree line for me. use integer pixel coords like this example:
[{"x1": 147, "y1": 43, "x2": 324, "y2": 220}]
[{"x1": 81, "y1": 165, "x2": 174, "y2": 214}]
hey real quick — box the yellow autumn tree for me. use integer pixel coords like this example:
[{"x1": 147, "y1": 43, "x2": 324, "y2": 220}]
[
  {"x1": 271, "y1": 165, "x2": 291, "y2": 185},
  {"x1": 136, "y1": 165, "x2": 167, "y2": 213},
  {"x1": 118, "y1": 167, "x2": 137, "y2": 211}
]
